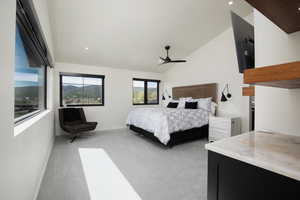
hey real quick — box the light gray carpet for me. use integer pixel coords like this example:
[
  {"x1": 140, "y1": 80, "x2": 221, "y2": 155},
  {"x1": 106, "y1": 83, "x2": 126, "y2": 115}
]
[{"x1": 37, "y1": 129, "x2": 208, "y2": 200}]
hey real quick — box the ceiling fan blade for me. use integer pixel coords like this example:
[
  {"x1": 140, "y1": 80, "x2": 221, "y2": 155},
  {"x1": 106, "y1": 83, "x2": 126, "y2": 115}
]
[
  {"x1": 158, "y1": 59, "x2": 169, "y2": 65},
  {"x1": 158, "y1": 61, "x2": 168, "y2": 65},
  {"x1": 159, "y1": 57, "x2": 166, "y2": 61},
  {"x1": 170, "y1": 60, "x2": 187, "y2": 63},
  {"x1": 158, "y1": 57, "x2": 167, "y2": 65}
]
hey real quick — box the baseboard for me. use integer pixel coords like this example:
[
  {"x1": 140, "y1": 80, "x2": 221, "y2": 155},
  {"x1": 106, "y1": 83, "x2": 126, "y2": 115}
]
[{"x1": 33, "y1": 135, "x2": 55, "y2": 200}]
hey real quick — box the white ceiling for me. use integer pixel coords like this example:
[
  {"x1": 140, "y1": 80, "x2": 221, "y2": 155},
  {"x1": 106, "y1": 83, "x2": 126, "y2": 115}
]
[{"x1": 49, "y1": 0, "x2": 253, "y2": 72}]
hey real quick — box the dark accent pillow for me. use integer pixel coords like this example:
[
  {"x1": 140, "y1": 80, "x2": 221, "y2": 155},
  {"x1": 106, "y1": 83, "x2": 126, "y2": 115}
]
[
  {"x1": 185, "y1": 101, "x2": 198, "y2": 109},
  {"x1": 167, "y1": 102, "x2": 179, "y2": 108}
]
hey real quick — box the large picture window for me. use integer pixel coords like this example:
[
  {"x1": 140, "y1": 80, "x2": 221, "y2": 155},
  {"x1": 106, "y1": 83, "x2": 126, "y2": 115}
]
[
  {"x1": 133, "y1": 78, "x2": 160, "y2": 105},
  {"x1": 60, "y1": 73, "x2": 105, "y2": 107},
  {"x1": 14, "y1": 25, "x2": 47, "y2": 123}
]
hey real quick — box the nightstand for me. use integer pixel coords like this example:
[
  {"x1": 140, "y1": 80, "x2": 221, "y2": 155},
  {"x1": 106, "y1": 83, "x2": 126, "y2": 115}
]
[{"x1": 209, "y1": 116, "x2": 241, "y2": 142}]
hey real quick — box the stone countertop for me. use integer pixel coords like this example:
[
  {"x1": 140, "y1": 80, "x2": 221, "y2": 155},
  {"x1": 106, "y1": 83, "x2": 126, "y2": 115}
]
[{"x1": 205, "y1": 131, "x2": 300, "y2": 181}]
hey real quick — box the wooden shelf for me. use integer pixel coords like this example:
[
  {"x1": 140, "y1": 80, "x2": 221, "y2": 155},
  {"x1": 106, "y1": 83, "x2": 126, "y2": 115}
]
[
  {"x1": 245, "y1": 0, "x2": 300, "y2": 34},
  {"x1": 244, "y1": 61, "x2": 300, "y2": 89},
  {"x1": 242, "y1": 86, "x2": 255, "y2": 96}
]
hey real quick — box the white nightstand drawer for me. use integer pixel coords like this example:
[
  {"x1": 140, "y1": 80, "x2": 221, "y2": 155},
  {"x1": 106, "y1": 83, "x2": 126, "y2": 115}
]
[
  {"x1": 209, "y1": 116, "x2": 241, "y2": 142},
  {"x1": 209, "y1": 127, "x2": 230, "y2": 138},
  {"x1": 209, "y1": 118, "x2": 231, "y2": 130}
]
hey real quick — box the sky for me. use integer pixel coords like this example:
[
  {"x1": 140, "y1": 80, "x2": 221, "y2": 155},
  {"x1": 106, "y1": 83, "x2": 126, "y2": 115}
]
[
  {"x1": 133, "y1": 80, "x2": 157, "y2": 88},
  {"x1": 15, "y1": 26, "x2": 40, "y2": 87},
  {"x1": 62, "y1": 76, "x2": 103, "y2": 85}
]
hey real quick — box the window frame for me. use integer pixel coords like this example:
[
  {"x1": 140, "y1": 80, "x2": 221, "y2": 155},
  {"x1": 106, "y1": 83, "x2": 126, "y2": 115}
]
[
  {"x1": 132, "y1": 78, "x2": 160, "y2": 105},
  {"x1": 14, "y1": 62, "x2": 48, "y2": 125},
  {"x1": 59, "y1": 73, "x2": 105, "y2": 107}
]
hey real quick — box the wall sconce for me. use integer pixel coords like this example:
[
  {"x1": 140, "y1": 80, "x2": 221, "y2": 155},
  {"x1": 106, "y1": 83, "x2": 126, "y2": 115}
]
[
  {"x1": 221, "y1": 84, "x2": 232, "y2": 102},
  {"x1": 162, "y1": 90, "x2": 171, "y2": 101}
]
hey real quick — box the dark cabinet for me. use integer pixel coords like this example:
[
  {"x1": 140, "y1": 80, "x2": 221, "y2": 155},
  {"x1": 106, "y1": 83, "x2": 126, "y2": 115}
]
[{"x1": 208, "y1": 151, "x2": 300, "y2": 200}]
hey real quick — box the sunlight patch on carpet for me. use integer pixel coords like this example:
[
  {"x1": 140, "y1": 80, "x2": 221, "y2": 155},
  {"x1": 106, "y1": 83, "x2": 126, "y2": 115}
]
[{"x1": 79, "y1": 148, "x2": 142, "y2": 200}]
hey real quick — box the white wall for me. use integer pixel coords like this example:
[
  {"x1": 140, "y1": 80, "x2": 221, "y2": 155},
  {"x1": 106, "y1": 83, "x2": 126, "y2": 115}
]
[
  {"x1": 254, "y1": 10, "x2": 300, "y2": 135},
  {"x1": 163, "y1": 14, "x2": 254, "y2": 133},
  {"x1": 0, "y1": 0, "x2": 55, "y2": 199},
  {"x1": 54, "y1": 62, "x2": 162, "y2": 135}
]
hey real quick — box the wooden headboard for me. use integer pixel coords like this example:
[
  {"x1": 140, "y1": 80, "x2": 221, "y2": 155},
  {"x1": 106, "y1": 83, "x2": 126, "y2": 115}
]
[{"x1": 172, "y1": 83, "x2": 217, "y2": 102}]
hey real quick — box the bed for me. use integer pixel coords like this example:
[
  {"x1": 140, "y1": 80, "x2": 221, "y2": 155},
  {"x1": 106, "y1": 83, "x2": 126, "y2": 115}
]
[{"x1": 127, "y1": 83, "x2": 217, "y2": 147}]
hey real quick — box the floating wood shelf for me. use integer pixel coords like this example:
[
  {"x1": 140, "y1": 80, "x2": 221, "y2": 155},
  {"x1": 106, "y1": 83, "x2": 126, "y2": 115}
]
[
  {"x1": 245, "y1": 0, "x2": 300, "y2": 34},
  {"x1": 242, "y1": 86, "x2": 255, "y2": 96},
  {"x1": 244, "y1": 61, "x2": 300, "y2": 89}
]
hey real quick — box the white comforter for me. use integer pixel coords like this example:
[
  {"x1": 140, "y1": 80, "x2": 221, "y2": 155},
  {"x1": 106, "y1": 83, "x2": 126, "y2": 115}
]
[{"x1": 126, "y1": 107, "x2": 209, "y2": 145}]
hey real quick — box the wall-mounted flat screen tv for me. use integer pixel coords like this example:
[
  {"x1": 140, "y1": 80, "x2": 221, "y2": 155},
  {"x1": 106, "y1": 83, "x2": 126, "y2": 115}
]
[{"x1": 231, "y1": 12, "x2": 255, "y2": 73}]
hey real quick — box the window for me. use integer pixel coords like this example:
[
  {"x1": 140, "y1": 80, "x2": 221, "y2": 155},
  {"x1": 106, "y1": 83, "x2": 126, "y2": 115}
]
[
  {"x1": 15, "y1": 0, "x2": 53, "y2": 124},
  {"x1": 60, "y1": 73, "x2": 105, "y2": 106},
  {"x1": 14, "y1": 25, "x2": 47, "y2": 123},
  {"x1": 133, "y1": 78, "x2": 160, "y2": 105}
]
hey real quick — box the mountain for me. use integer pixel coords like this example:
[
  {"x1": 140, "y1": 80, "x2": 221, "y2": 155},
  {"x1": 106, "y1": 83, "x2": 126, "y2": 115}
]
[
  {"x1": 15, "y1": 86, "x2": 39, "y2": 99},
  {"x1": 133, "y1": 86, "x2": 158, "y2": 104},
  {"x1": 15, "y1": 85, "x2": 155, "y2": 104},
  {"x1": 63, "y1": 85, "x2": 102, "y2": 98}
]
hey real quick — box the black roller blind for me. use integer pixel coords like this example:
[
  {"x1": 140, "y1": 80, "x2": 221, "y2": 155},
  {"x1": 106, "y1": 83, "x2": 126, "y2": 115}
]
[{"x1": 16, "y1": 0, "x2": 53, "y2": 68}]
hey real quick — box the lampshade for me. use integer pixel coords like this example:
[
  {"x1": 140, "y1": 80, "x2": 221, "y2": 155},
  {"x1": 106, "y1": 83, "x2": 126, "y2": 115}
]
[
  {"x1": 221, "y1": 84, "x2": 232, "y2": 102},
  {"x1": 221, "y1": 92, "x2": 227, "y2": 102},
  {"x1": 162, "y1": 90, "x2": 171, "y2": 101}
]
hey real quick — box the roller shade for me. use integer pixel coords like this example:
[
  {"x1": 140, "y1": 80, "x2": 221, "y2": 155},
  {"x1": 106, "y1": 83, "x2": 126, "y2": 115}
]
[{"x1": 16, "y1": 0, "x2": 53, "y2": 68}]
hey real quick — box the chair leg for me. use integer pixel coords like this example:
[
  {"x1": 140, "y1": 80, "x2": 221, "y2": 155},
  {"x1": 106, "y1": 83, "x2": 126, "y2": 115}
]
[{"x1": 70, "y1": 136, "x2": 77, "y2": 143}]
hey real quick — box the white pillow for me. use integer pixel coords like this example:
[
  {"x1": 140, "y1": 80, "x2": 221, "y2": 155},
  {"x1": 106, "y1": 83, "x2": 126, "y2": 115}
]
[
  {"x1": 178, "y1": 97, "x2": 193, "y2": 108},
  {"x1": 194, "y1": 97, "x2": 212, "y2": 111}
]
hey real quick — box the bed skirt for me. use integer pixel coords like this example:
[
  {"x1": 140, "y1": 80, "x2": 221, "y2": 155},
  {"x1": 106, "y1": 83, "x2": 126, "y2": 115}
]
[{"x1": 129, "y1": 124, "x2": 209, "y2": 147}]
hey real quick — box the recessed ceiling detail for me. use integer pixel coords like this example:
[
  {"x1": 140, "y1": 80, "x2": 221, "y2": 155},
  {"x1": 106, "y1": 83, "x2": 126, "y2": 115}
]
[{"x1": 49, "y1": 0, "x2": 252, "y2": 72}]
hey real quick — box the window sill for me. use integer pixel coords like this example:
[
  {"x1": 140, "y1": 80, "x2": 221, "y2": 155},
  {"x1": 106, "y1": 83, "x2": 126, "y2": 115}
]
[{"x1": 14, "y1": 110, "x2": 51, "y2": 137}]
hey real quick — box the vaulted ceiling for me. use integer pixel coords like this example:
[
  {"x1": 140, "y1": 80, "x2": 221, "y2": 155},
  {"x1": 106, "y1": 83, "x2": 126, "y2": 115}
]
[{"x1": 49, "y1": 0, "x2": 253, "y2": 72}]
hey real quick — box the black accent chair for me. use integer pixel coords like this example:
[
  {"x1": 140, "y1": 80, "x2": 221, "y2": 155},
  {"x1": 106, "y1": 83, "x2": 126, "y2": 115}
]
[{"x1": 59, "y1": 108, "x2": 98, "y2": 143}]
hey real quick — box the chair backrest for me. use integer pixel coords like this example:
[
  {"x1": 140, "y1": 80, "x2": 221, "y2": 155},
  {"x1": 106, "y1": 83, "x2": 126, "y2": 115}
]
[{"x1": 59, "y1": 108, "x2": 87, "y2": 126}]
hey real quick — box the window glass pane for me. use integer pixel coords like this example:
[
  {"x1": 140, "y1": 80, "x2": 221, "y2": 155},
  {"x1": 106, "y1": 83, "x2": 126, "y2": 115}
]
[
  {"x1": 62, "y1": 76, "x2": 84, "y2": 105},
  {"x1": 83, "y1": 77, "x2": 103, "y2": 105},
  {"x1": 62, "y1": 76, "x2": 83, "y2": 105},
  {"x1": 133, "y1": 80, "x2": 145, "y2": 104},
  {"x1": 15, "y1": 26, "x2": 45, "y2": 121},
  {"x1": 147, "y1": 81, "x2": 158, "y2": 104},
  {"x1": 62, "y1": 75, "x2": 103, "y2": 106}
]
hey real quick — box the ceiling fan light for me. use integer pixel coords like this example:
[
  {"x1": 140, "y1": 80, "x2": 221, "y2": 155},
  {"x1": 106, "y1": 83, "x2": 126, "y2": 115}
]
[{"x1": 158, "y1": 59, "x2": 163, "y2": 64}]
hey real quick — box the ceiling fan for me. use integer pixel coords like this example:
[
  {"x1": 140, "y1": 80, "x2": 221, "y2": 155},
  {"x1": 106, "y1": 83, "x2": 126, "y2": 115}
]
[{"x1": 159, "y1": 45, "x2": 187, "y2": 65}]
